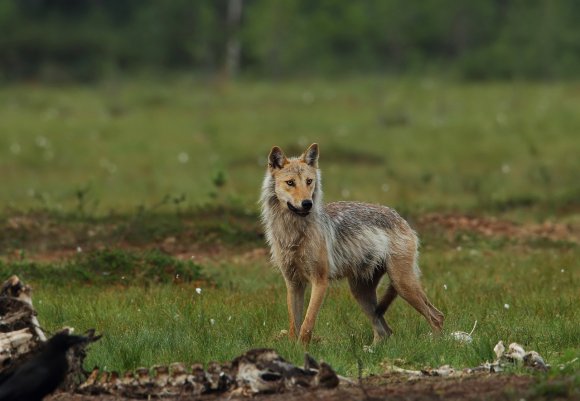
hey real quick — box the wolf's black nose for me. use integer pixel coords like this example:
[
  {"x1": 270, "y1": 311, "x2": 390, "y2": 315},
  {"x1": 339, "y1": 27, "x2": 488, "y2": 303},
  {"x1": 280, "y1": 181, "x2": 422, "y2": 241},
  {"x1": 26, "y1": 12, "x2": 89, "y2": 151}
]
[{"x1": 302, "y1": 200, "x2": 313, "y2": 211}]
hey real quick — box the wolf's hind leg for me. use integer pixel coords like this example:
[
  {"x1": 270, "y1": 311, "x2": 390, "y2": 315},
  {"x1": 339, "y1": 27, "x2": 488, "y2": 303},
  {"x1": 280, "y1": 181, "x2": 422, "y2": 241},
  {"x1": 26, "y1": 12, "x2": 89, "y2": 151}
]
[
  {"x1": 348, "y1": 271, "x2": 393, "y2": 344},
  {"x1": 376, "y1": 283, "x2": 398, "y2": 316},
  {"x1": 388, "y1": 253, "x2": 444, "y2": 332}
]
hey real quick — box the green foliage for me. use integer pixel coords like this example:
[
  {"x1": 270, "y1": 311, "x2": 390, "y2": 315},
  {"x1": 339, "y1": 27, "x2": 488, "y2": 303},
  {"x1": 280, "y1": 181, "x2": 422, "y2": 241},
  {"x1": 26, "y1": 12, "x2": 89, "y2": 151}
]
[{"x1": 1, "y1": 0, "x2": 580, "y2": 80}]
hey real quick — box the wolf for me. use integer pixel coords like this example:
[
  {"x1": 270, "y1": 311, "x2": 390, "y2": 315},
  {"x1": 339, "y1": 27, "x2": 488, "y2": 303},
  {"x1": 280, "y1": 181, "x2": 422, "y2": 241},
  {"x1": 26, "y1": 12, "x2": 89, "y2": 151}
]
[{"x1": 260, "y1": 143, "x2": 444, "y2": 344}]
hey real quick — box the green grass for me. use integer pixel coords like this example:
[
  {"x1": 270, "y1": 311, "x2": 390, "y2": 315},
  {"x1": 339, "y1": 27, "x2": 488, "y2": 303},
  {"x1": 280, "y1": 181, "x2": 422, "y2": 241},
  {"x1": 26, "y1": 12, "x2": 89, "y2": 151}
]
[
  {"x1": 1, "y1": 76, "x2": 579, "y2": 215},
  {"x1": 19, "y1": 234, "x2": 577, "y2": 377},
  {"x1": 0, "y1": 77, "x2": 578, "y2": 379}
]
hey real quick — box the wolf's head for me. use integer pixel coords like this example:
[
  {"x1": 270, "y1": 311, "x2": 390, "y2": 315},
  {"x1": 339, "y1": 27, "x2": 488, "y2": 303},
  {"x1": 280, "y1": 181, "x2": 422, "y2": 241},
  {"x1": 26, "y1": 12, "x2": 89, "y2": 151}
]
[{"x1": 265, "y1": 143, "x2": 320, "y2": 217}]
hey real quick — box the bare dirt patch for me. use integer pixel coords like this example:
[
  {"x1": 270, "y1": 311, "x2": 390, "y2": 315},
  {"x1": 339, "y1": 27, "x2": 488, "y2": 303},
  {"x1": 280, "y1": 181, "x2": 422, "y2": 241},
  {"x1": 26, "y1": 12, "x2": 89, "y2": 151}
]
[
  {"x1": 418, "y1": 213, "x2": 579, "y2": 244},
  {"x1": 2, "y1": 212, "x2": 577, "y2": 265}
]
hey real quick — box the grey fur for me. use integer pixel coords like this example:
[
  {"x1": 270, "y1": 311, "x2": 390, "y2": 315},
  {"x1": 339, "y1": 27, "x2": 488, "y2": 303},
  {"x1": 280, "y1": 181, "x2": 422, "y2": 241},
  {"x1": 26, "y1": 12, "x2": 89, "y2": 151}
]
[{"x1": 260, "y1": 170, "x2": 419, "y2": 281}]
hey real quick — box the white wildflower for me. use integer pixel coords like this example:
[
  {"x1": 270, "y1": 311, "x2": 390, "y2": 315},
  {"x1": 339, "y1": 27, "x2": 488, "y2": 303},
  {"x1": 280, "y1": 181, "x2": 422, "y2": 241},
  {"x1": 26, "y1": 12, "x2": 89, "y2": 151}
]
[
  {"x1": 10, "y1": 143, "x2": 21, "y2": 155},
  {"x1": 36, "y1": 136, "x2": 48, "y2": 148},
  {"x1": 302, "y1": 91, "x2": 314, "y2": 104},
  {"x1": 178, "y1": 152, "x2": 189, "y2": 164},
  {"x1": 363, "y1": 345, "x2": 374, "y2": 353}
]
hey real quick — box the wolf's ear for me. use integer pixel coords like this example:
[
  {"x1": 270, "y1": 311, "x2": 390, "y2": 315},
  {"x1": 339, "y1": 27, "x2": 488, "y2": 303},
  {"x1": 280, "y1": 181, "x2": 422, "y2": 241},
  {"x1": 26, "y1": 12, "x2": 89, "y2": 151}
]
[
  {"x1": 302, "y1": 143, "x2": 319, "y2": 167},
  {"x1": 268, "y1": 146, "x2": 288, "y2": 170}
]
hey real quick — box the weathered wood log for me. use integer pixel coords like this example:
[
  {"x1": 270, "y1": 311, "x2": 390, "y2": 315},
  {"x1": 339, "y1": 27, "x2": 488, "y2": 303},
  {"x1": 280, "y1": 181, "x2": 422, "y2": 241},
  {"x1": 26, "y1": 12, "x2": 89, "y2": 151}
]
[
  {"x1": 0, "y1": 275, "x2": 46, "y2": 342},
  {"x1": 0, "y1": 275, "x2": 46, "y2": 373},
  {"x1": 0, "y1": 328, "x2": 34, "y2": 366},
  {"x1": 0, "y1": 275, "x2": 99, "y2": 394}
]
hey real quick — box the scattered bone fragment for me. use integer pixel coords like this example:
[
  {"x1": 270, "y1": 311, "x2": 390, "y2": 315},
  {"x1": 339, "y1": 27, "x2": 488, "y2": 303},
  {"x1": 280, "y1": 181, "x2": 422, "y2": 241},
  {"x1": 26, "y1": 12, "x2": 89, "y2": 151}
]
[
  {"x1": 450, "y1": 331, "x2": 473, "y2": 343},
  {"x1": 524, "y1": 351, "x2": 548, "y2": 371},
  {"x1": 450, "y1": 320, "x2": 477, "y2": 344},
  {"x1": 169, "y1": 362, "x2": 188, "y2": 387},
  {"x1": 78, "y1": 367, "x2": 100, "y2": 391},
  {"x1": 232, "y1": 348, "x2": 338, "y2": 395},
  {"x1": 382, "y1": 364, "x2": 423, "y2": 376},
  {"x1": 77, "y1": 349, "x2": 339, "y2": 398},
  {"x1": 382, "y1": 341, "x2": 549, "y2": 381},
  {"x1": 121, "y1": 371, "x2": 137, "y2": 387},
  {"x1": 206, "y1": 360, "x2": 233, "y2": 392},
  {"x1": 136, "y1": 367, "x2": 152, "y2": 387},
  {"x1": 421, "y1": 365, "x2": 455, "y2": 377},
  {"x1": 98, "y1": 371, "x2": 109, "y2": 386},
  {"x1": 108, "y1": 371, "x2": 120, "y2": 391},
  {"x1": 152, "y1": 364, "x2": 169, "y2": 387},
  {"x1": 190, "y1": 362, "x2": 210, "y2": 394},
  {"x1": 492, "y1": 341, "x2": 550, "y2": 371},
  {"x1": 493, "y1": 340, "x2": 505, "y2": 359},
  {"x1": 506, "y1": 342, "x2": 526, "y2": 361}
]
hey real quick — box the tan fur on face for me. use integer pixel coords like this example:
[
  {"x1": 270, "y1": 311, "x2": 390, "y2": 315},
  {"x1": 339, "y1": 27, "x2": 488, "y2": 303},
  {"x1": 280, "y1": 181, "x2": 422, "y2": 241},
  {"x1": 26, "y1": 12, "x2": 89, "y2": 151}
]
[
  {"x1": 268, "y1": 144, "x2": 319, "y2": 211},
  {"x1": 271, "y1": 162, "x2": 317, "y2": 210}
]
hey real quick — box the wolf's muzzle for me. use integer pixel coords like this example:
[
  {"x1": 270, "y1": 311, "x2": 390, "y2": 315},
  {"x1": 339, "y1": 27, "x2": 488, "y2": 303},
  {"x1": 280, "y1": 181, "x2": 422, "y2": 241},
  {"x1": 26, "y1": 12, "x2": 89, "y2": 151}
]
[{"x1": 287, "y1": 202, "x2": 311, "y2": 217}]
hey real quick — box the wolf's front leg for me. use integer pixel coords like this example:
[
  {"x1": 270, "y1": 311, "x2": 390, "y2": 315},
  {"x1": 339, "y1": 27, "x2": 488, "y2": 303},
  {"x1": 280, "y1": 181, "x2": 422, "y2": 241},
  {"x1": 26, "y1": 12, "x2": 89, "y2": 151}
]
[
  {"x1": 299, "y1": 275, "x2": 329, "y2": 344},
  {"x1": 285, "y1": 279, "x2": 306, "y2": 339}
]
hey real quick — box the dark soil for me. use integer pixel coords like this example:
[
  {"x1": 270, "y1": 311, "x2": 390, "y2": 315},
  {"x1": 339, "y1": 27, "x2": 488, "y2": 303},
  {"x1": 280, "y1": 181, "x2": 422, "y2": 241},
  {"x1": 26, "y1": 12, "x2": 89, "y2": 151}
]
[{"x1": 46, "y1": 372, "x2": 578, "y2": 401}]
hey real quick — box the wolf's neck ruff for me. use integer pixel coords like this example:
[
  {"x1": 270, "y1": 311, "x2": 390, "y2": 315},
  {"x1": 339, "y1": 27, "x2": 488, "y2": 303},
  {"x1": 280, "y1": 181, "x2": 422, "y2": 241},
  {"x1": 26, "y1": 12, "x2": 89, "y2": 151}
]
[{"x1": 260, "y1": 171, "x2": 324, "y2": 249}]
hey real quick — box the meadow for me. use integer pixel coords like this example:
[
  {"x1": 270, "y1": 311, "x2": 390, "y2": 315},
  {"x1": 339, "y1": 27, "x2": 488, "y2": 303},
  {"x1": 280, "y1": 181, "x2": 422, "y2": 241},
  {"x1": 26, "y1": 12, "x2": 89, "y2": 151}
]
[
  {"x1": 0, "y1": 77, "x2": 578, "y2": 392},
  {"x1": 1, "y1": 76, "x2": 579, "y2": 214}
]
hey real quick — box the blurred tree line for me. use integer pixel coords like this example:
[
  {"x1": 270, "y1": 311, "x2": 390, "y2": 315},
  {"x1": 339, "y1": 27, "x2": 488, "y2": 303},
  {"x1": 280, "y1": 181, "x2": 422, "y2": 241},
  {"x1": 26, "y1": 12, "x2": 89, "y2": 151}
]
[{"x1": 1, "y1": 0, "x2": 579, "y2": 81}]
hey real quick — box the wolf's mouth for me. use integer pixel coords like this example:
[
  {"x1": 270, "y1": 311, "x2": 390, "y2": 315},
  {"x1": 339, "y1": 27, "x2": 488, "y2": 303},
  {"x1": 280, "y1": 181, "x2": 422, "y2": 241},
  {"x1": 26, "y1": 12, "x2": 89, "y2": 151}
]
[{"x1": 287, "y1": 202, "x2": 310, "y2": 217}]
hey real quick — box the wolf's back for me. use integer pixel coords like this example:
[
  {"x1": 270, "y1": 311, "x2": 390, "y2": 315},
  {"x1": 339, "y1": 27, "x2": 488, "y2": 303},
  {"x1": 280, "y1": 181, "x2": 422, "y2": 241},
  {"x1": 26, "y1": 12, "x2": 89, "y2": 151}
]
[{"x1": 322, "y1": 201, "x2": 418, "y2": 280}]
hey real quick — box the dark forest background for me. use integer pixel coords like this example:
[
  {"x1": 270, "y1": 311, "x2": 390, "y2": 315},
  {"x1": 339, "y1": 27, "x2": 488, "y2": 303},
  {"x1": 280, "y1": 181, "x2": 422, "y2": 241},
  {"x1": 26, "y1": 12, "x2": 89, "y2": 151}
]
[{"x1": 1, "y1": 0, "x2": 579, "y2": 82}]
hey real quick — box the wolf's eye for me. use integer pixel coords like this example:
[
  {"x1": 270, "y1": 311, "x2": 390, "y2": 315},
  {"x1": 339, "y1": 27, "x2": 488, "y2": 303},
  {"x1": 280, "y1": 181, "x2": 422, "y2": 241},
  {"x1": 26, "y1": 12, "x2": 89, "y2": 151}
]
[
  {"x1": 286, "y1": 180, "x2": 295, "y2": 187},
  {"x1": 306, "y1": 178, "x2": 313, "y2": 185}
]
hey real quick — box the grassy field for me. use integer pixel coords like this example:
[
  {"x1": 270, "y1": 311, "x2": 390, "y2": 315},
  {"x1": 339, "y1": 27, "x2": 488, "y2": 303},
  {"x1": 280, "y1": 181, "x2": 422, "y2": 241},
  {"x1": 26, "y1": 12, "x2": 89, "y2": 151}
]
[
  {"x1": 1, "y1": 76, "x2": 579, "y2": 215},
  {"x1": 0, "y1": 77, "x2": 578, "y2": 387},
  {"x1": 25, "y1": 238, "x2": 577, "y2": 377}
]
